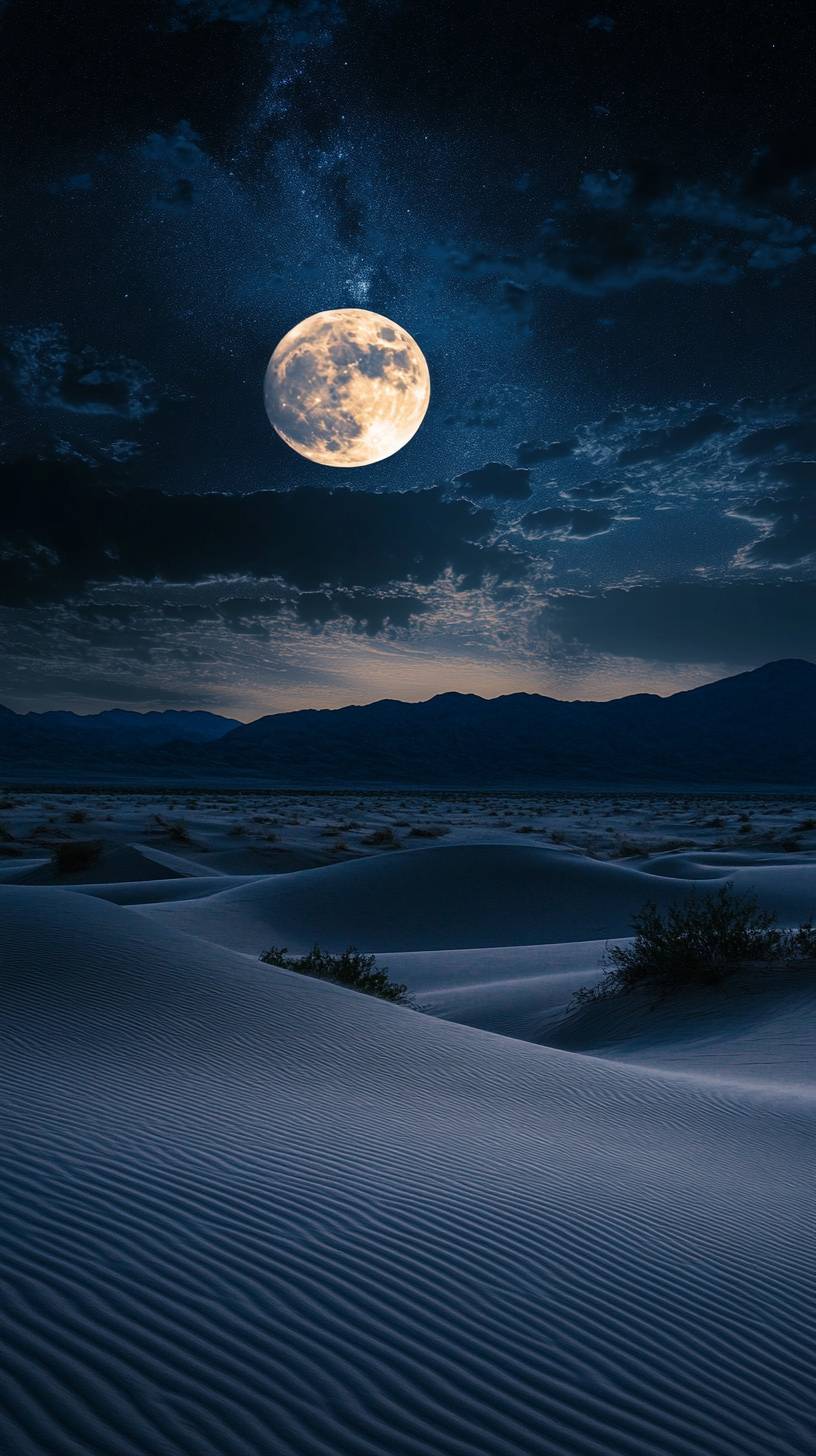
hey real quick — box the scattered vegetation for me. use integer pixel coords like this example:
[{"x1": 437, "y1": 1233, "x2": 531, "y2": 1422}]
[
  {"x1": 164, "y1": 819, "x2": 192, "y2": 844},
  {"x1": 408, "y1": 824, "x2": 450, "y2": 838},
  {"x1": 52, "y1": 839, "x2": 103, "y2": 874},
  {"x1": 572, "y1": 886, "x2": 816, "y2": 1007},
  {"x1": 67, "y1": 808, "x2": 89, "y2": 823},
  {"x1": 260, "y1": 945, "x2": 409, "y2": 1003},
  {"x1": 360, "y1": 826, "x2": 399, "y2": 847}
]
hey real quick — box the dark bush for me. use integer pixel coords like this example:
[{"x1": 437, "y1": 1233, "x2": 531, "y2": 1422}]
[
  {"x1": 165, "y1": 819, "x2": 192, "y2": 844},
  {"x1": 260, "y1": 944, "x2": 409, "y2": 1003},
  {"x1": 360, "y1": 826, "x2": 399, "y2": 847},
  {"x1": 52, "y1": 839, "x2": 103, "y2": 873},
  {"x1": 572, "y1": 886, "x2": 816, "y2": 1007}
]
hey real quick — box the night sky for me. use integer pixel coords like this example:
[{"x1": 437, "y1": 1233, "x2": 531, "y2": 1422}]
[{"x1": 1, "y1": 0, "x2": 814, "y2": 717}]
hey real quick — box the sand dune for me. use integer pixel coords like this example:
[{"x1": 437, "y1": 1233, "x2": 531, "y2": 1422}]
[
  {"x1": 552, "y1": 965, "x2": 816, "y2": 1091},
  {"x1": 385, "y1": 940, "x2": 614, "y2": 1040},
  {"x1": 2, "y1": 885, "x2": 815, "y2": 1456},
  {"x1": 72, "y1": 872, "x2": 264, "y2": 906},
  {"x1": 138, "y1": 841, "x2": 816, "y2": 957},
  {"x1": 17, "y1": 841, "x2": 187, "y2": 886},
  {"x1": 2, "y1": 797, "x2": 815, "y2": 1454},
  {"x1": 137, "y1": 843, "x2": 699, "y2": 953}
]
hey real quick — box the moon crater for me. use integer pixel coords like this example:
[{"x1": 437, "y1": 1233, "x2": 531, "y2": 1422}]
[{"x1": 264, "y1": 308, "x2": 430, "y2": 467}]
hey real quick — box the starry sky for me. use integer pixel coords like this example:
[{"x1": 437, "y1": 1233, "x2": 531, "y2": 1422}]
[{"x1": 1, "y1": 0, "x2": 814, "y2": 718}]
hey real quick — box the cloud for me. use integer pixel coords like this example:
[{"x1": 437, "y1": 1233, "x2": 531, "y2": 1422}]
[
  {"x1": 566, "y1": 478, "x2": 628, "y2": 500},
  {"x1": 47, "y1": 172, "x2": 94, "y2": 195},
  {"x1": 515, "y1": 437, "x2": 577, "y2": 466},
  {"x1": 548, "y1": 581, "x2": 816, "y2": 665},
  {"x1": 742, "y1": 129, "x2": 816, "y2": 197},
  {"x1": 138, "y1": 120, "x2": 210, "y2": 208},
  {"x1": 733, "y1": 461, "x2": 816, "y2": 566},
  {"x1": 520, "y1": 505, "x2": 616, "y2": 539},
  {"x1": 0, "y1": 326, "x2": 158, "y2": 420},
  {"x1": 441, "y1": 165, "x2": 815, "y2": 298},
  {"x1": 453, "y1": 462, "x2": 532, "y2": 500},
  {"x1": 295, "y1": 590, "x2": 429, "y2": 635},
  {"x1": 0, "y1": 459, "x2": 527, "y2": 607},
  {"x1": 167, "y1": 0, "x2": 345, "y2": 46},
  {"x1": 617, "y1": 408, "x2": 734, "y2": 465},
  {"x1": 735, "y1": 422, "x2": 816, "y2": 458}
]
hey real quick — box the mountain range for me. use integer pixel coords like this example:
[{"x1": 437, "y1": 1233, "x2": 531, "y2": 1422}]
[{"x1": 1, "y1": 660, "x2": 815, "y2": 787}]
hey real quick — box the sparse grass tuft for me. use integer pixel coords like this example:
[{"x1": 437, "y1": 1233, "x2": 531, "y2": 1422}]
[{"x1": 260, "y1": 945, "x2": 409, "y2": 1003}]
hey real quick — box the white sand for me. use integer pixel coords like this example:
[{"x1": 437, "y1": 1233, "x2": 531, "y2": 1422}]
[{"x1": 1, "y1": 791, "x2": 815, "y2": 1454}]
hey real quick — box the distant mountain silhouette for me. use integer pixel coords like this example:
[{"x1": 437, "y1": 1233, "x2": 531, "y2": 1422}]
[
  {"x1": 1, "y1": 662, "x2": 815, "y2": 786},
  {"x1": 0, "y1": 707, "x2": 239, "y2": 777}
]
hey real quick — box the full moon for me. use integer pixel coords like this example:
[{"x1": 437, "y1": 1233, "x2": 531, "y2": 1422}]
[{"x1": 264, "y1": 308, "x2": 430, "y2": 467}]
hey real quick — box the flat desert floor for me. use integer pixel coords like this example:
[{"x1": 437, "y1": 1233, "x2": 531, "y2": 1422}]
[{"x1": 1, "y1": 789, "x2": 815, "y2": 1455}]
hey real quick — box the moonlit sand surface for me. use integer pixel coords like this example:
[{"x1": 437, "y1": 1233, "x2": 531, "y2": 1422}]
[{"x1": 1, "y1": 790, "x2": 815, "y2": 1455}]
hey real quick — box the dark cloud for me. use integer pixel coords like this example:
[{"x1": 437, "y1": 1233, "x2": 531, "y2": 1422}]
[
  {"x1": 521, "y1": 505, "x2": 616, "y2": 539},
  {"x1": 138, "y1": 120, "x2": 210, "y2": 208},
  {"x1": 515, "y1": 437, "x2": 577, "y2": 466},
  {"x1": 166, "y1": 0, "x2": 345, "y2": 45},
  {"x1": 443, "y1": 166, "x2": 814, "y2": 299},
  {"x1": 734, "y1": 462, "x2": 816, "y2": 566},
  {"x1": 735, "y1": 422, "x2": 816, "y2": 458},
  {"x1": 743, "y1": 129, "x2": 816, "y2": 198},
  {"x1": 566, "y1": 478, "x2": 628, "y2": 500},
  {"x1": 0, "y1": 459, "x2": 525, "y2": 607},
  {"x1": 295, "y1": 591, "x2": 429, "y2": 635},
  {"x1": 549, "y1": 581, "x2": 816, "y2": 666},
  {"x1": 617, "y1": 408, "x2": 734, "y2": 465},
  {"x1": 453, "y1": 462, "x2": 532, "y2": 500},
  {"x1": 0, "y1": 326, "x2": 158, "y2": 420}
]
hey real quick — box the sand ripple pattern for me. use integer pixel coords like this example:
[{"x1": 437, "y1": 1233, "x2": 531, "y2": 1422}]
[{"x1": 1, "y1": 888, "x2": 815, "y2": 1455}]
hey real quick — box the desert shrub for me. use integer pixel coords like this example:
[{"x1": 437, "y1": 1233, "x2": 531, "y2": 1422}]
[
  {"x1": 572, "y1": 886, "x2": 816, "y2": 1007},
  {"x1": 164, "y1": 819, "x2": 192, "y2": 844},
  {"x1": 261, "y1": 944, "x2": 409, "y2": 1003},
  {"x1": 360, "y1": 826, "x2": 399, "y2": 847},
  {"x1": 797, "y1": 817, "x2": 816, "y2": 832},
  {"x1": 52, "y1": 839, "x2": 103, "y2": 873},
  {"x1": 67, "y1": 808, "x2": 89, "y2": 824},
  {"x1": 408, "y1": 824, "x2": 450, "y2": 838}
]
